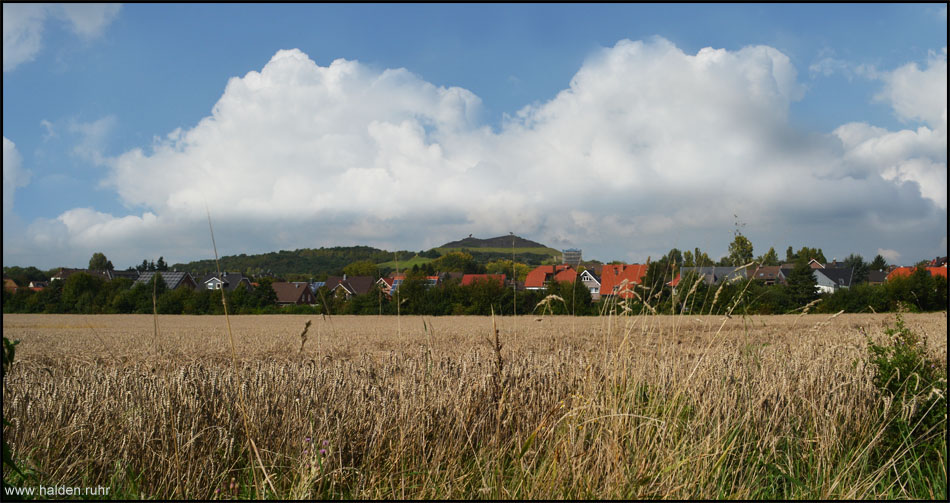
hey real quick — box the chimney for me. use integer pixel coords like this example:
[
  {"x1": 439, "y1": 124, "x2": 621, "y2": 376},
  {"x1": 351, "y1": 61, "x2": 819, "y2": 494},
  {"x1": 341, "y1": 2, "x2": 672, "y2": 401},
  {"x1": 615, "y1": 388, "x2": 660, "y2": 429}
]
[{"x1": 343, "y1": 273, "x2": 347, "y2": 281}]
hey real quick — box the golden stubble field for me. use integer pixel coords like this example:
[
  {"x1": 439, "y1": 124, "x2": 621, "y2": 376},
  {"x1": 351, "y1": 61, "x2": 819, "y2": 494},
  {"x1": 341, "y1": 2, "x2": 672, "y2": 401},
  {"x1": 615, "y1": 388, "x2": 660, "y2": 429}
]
[{"x1": 2, "y1": 312, "x2": 947, "y2": 499}]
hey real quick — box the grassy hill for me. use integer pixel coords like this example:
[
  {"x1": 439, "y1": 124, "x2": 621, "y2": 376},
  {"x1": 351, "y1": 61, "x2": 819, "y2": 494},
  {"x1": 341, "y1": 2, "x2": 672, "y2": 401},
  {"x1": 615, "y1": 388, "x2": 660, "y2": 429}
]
[
  {"x1": 440, "y1": 235, "x2": 550, "y2": 249},
  {"x1": 436, "y1": 235, "x2": 562, "y2": 265}
]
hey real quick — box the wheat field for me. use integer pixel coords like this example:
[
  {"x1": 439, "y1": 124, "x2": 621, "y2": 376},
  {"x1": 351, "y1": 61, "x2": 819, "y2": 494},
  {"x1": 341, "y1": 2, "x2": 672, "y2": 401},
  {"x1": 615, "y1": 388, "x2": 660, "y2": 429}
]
[{"x1": 2, "y1": 312, "x2": 947, "y2": 499}]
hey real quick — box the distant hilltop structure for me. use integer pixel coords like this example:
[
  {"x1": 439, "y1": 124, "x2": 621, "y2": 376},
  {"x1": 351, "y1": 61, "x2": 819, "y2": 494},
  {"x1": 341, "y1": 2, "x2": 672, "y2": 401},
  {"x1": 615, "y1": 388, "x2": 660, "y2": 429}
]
[
  {"x1": 439, "y1": 235, "x2": 549, "y2": 249},
  {"x1": 562, "y1": 248, "x2": 582, "y2": 267}
]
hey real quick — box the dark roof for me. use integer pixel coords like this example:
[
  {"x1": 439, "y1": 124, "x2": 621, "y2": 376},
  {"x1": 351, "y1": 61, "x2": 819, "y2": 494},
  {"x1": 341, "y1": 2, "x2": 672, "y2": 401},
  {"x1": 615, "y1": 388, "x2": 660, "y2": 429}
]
[
  {"x1": 51, "y1": 268, "x2": 112, "y2": 282},
  {"x1": 749, "y1": 265, "x2": 782, "y2": 281},
  {"x1": 331, "y1": 276, "x2": 375, "y2": 296},
  {"x1": 134, "y1": 271, "x2": 197, "y2": 290},
  {"x1": 868, "y1": 270, "x2": 888, "y2": 283},
  {"x1": 272, "y1": 281, "x2": 314, "y2": 304},
  {"x1": 110, "y1": 270, "x2": 140, "y2": 281},
  {"x1": 679, "y1": 266, "x2": 749, "y2": 284},
  {"x1": 815, "y1": 268, "x2": 853, "y2": 287}
]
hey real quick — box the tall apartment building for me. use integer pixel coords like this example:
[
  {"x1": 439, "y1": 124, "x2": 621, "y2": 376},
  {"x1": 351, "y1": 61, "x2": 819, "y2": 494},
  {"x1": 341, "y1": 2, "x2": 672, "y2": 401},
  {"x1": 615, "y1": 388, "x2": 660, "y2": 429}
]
[{"x1": 562, "y1": 248, "x2": 582, "y2": 266}]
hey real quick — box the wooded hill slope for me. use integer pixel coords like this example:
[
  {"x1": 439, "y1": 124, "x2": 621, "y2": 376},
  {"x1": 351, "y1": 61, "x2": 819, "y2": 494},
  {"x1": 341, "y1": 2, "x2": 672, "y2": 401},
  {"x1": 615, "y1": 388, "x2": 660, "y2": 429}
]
[{"x1": 169, "y1": 235, "x2": 562, "y2": 277}]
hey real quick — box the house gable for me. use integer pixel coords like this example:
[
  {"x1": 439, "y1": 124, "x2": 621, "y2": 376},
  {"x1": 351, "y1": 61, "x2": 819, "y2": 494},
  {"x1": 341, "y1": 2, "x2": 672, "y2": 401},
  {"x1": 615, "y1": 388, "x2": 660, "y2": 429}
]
[{"x1": 272, "y1": 281, "x2": 315, "y2": 305}]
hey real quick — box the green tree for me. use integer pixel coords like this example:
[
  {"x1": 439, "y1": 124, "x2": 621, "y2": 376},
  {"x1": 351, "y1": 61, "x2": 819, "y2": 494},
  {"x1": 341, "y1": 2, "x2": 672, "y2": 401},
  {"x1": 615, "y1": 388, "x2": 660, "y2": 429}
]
[
  {"x1": 666, "y1": 248, "x2": 683, "y2": 268},
  {"x1": 758, "y1": 247, "x2": 780, "y2": 266},
  {"x1": 88, "y1": 252, "x2": 113, "y2": 271},
  {"x1": 785, "y1": 246, "x2": 826, "y2": 264},
  {"x1": 2, "y1": 266, "x2": 49, "y2": 287},
  {"x1": 693, "y1": 247, "x2": 713, "y2": 267},
  {"x1": 157, "y1": 287, "x2": 192, "y2": 314},
  {"x1": 796, "y1": 247, "x2": 827, "y2": 265},
  {"x1": 156, "y1": 257, "x2": 168, "y2": 271},
  {"x1": 785, "y1": 258, "x2": 818, "y2": 308},
  {"x1": 250, "y1": 278, "x2": 279, "y2": 309},
  {"x1": 843, "y1": 254, "x2": 870, "y2": 285},
  {"x1": 343, "y1": 260, "x2": 379, "y2": 278},
  {"x1": 342, "y1": 285, "x2": 393, "y2": 315},
  {"x1": 485, "y1": 259, "x2": 530, "y2": 281},
  {"x1": 398, "y1": 270, "x2": 430, "y2": 315},
  {"x1": 869, "y1": 254, "x2": 888, "y2": 272},
  {"x1": 640, "y1": 251, "x2": 679, "y2": 306},
  {"x1": 430, "y1": 251, "x2": 479, "y2": 273},
  {"x1": 62, "y1": 272, "x2": 105, "y2": 313},
  {"x1": 728, "y1": 234, "x2": 754, "y2": 266},
  {"x1": 467, "y1": 275, "x2": 508, "y2": 315},
  {"x1": 682, "y1": 248, "x2": 713, "y2": 267},
  {"x1": 561, "y1": 278, "x2": 593, "y2": 316}
]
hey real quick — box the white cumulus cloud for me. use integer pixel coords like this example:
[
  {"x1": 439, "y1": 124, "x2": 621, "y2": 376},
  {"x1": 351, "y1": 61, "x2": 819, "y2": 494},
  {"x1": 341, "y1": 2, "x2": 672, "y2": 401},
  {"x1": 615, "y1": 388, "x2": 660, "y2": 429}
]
[
  {"x1": 877, "y1": 248, "x2": 901, "y2": 264},
  {"x1": 2, "y1": 3, "x2": 120, "y2": 71},
  {"x1": 6, "y1": 38, "x2": 948, "y2": 268},
  {"x1": 834, "y1": 47, "x2": 947, "y2": 210}
]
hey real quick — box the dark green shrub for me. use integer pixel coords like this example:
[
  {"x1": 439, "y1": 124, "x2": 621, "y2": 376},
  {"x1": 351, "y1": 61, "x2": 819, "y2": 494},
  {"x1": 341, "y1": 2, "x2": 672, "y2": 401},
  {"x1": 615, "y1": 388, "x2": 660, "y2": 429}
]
[{"x1": 867, "y1": 314, "x2": 947, "y2": 467}]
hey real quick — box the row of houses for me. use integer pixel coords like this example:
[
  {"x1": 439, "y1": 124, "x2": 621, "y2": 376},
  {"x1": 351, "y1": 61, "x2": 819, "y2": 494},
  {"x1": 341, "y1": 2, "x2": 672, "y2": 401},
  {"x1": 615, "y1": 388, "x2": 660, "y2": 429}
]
[
  {"x1": 6, "y1": 256, "x2": 946, "y2": 305},
  {"x1": 274, "y1": 273, "x2": 512, "y2": 305},
  {"x1": 519, "y1": 257, "x2": 949, "y2": 300},
  {"x1": 33, "y1": 269, "x2": 255, "y2": 293}
]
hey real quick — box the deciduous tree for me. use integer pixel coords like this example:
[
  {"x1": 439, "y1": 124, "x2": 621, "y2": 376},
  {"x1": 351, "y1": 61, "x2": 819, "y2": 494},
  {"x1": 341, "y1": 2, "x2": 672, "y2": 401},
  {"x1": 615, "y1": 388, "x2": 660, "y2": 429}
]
[
  {"x1": 88, "y1": 252, "x2": 113, "y2": 271},
  {"x1": 728, "y1": 235, "x2": 754, "y2": 266}
]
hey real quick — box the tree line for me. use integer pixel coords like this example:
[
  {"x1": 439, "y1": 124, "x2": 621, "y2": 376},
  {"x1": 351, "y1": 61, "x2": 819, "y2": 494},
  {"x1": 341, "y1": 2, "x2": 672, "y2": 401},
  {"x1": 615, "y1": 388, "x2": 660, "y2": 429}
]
[{"x1": 3, "y1": 259, "x2": 945, "y2": 316}]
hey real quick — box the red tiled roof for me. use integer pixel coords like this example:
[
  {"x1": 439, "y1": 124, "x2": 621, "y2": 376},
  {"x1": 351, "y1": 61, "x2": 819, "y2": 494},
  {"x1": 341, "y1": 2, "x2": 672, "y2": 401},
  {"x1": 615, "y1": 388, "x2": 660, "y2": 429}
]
[
  {"x1": 600, "y1": 264, "x2": 649, "y2": 299},
  {"x1": 524, "y1": 265, "x2": 575, "y2": 289},
  {"x1": 887, "y1": 266, "x2": 948, "y2": 281},
  {"x1": 524, "y1": 266, "x2": 553, "y2": 289},
  {"x1": 553, "y1": 269, "x2": 576, "y2": 283},
  {"x1": 461, "y1": 274, "x2": 506, "y2": 286}
]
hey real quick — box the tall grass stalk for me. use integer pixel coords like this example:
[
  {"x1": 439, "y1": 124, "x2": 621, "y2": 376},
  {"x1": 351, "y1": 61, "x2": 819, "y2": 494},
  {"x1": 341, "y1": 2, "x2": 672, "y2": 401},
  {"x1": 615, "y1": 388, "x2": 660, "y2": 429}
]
[
  {"x1": 206, "y1": 207, "x2": 276, "y2": 497},
  {"x1": 146, "y1": 276, "x2": 182, "y2": 497}
]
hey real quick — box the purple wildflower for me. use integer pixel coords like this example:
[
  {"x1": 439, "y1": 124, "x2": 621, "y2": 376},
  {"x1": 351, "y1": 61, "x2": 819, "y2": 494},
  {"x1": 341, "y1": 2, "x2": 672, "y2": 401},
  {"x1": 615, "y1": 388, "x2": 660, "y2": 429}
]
[
  {"x1": 319, "y1": 448, "x2": 327, "y2": 455},
  {"x1": 323, "y1": 439, "x2": 329, "y2": 446}
]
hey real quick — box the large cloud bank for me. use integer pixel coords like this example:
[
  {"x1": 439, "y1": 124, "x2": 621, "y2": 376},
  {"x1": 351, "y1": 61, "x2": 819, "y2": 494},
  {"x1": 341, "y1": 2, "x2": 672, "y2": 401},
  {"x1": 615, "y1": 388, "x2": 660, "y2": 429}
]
[{"x1": 7, "y1": 37, "x2": 948, "y2": 267}]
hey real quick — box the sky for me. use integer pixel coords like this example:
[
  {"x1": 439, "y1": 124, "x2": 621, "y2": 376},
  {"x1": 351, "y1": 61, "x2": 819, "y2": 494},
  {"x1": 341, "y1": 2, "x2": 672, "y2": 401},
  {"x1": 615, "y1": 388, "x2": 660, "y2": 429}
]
[{"x1": 2, "y1": 3, "x2": 947, "y2": 270}]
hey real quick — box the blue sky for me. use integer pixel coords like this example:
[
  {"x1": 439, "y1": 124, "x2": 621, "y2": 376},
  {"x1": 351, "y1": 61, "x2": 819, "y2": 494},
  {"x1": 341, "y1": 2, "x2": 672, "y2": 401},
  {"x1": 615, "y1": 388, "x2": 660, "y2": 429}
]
[{"x1": 3, "y1": 3, "x2": 947, "y2": 269}]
